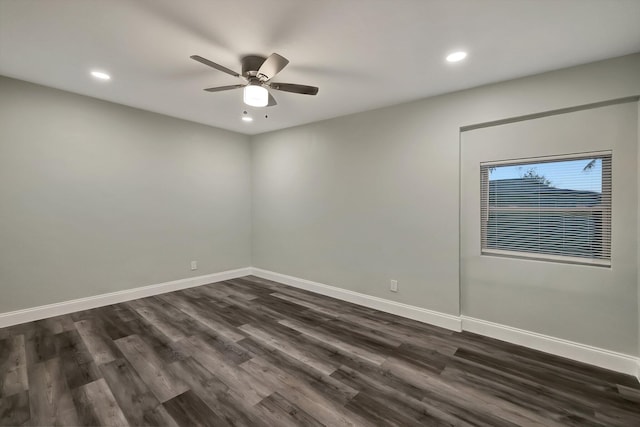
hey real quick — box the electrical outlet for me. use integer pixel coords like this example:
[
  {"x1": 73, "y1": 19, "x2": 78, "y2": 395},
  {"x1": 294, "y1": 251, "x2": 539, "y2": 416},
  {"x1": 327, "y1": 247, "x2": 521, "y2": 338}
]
[
  {"x1": 390, "y1": 279, "x2": 398, "y2": 292},
  {"x1": 190, "y1": 261, "x2": 198, "y2": 271}
]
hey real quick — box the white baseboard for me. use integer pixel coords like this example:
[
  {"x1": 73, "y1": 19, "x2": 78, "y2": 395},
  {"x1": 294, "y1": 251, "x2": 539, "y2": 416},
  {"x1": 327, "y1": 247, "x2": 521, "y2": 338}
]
[
  {"x1": 461, "y1": 316, "x2": 639, "y2": 377},
  {"x1": 251, "y1": 268, "x2": 638, "y2": 378},
  {"x1": 0, "y1": 267, "x2": 252, "y2": 328},
  {"x1": 2, "y1": 266, "x2": 638, "y2": 379},
  {"x1": 250, "y1": 268, "x2": 462, "y2": 332}
]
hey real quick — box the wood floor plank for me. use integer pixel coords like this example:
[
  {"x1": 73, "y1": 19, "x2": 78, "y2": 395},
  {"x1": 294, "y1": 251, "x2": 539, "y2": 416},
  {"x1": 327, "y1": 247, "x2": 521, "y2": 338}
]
[
  {"x1": 132, "y1": 304, "x2": 190, "y2": 342},
  {"x1": 24, "y1": 322, "x2": 57, "y2": 366},
  {"x1": 440, "y1": 363, "x2": 605, "y2": 427},
  {"x1": 178, "y1": 332, "x2": 252, "y2": 367},
  {"x1": 163, "y1": 390, "x2": 225, "y2": 427},
  {"x1": 322, "y1": 317, "x2": 404, "y2": 348},
  {"x1": 75, "y1": 319, "x2": 121, "y2": 365},
  {"x1": 100, "y1": 357, "x2": 178, "y2": 426},
  {"x1": 382, "y1": 355, "x2": 565, "y2": 427},
  {"x1": 345, "y1": 391, "x2": 453, "y2": 427},
  {"x1": 156, "y1": 293, "x2": 247, "y2": 342},
  {"x1": 456, "y1": 331, "x2": 639, "y2": 389},
  {"x1": 223, "y1": 278, "x2": 279, "y2": 298},
  {"x1": 270, "y1": 291, "x2": 343, "y2": 318},
  {"x1": 112, "y1": 305, "x2": 139, "y2": 323},
  {"x1": 55, "y1": 330, "x2": 101, "y2": 389},
  {"x1": 241, "y1": 357, "x2": 371, "y2": 427},
  {"x1": 618, "y1": 384, "x2": 640, "y2": 403},
  {"x1": 114, "y1": 335, "x2": 189, "y2": 403},
  {"x1": 55, "y1": 330, "x2": 93, "y2": 365},
  {"x1": 183, "y1": 337, "x2": 273, "y2": 406},
  {"x1": 123, "y1": 317, "x2": 188, "y2": 365},
  {"x1": 453, "y1": 346, "x2": 640, "y2": 414},
  {"x1": 239, "y1": 323, "x2": 338, "y2": 375},
  {"x1": 0, "y1": 335, "x2": 27, "y2": 398},
  {"x1": 0, "y1": 390, "x2": 30, "y2": 427},
  {"x1": 72, "y1": 378, "x2": 129, "y2": 427},
  {"x1": 336, "y1": 310, "x2": 459, "y2": 355},
  {"x1": 334, "y1": 363, "x2": 511, "y2": 427},
  {"x1": 1, "y1": 275, "x2": 639, "y2": 426},
  {"x1": 202, "y1": 281, "x2": 260, "y2": 301},
  {"x1": 250, "y1": 295, "x2": 336, "y2": 325},
  {"x1": 92, "y1": 306, "x2": 136, "y2": 341},
  {"x1": 254, "y1": 392, "x2": 324, "y2": 427},
  {"x1": 28, "y1": 358, "x2": 79, "y2": 426},
  {"x1": 171, "y1": 357, "x2": 267, "y2": 427},
  {"x1": 213, "y1": 294, "x2": 288, "y2": 326},
  {"x1": 0, "y1": 365, "x2": 28, "y2": 398},
  {"x1": 237, "y1": 337, "x2": 359, "y2": 405},
  {"x1": 37, "y1": 316, "x2": 68, "y2": 335},
  {"x1": 278, "y1": 319, "x2": 388, "y2": 366}
]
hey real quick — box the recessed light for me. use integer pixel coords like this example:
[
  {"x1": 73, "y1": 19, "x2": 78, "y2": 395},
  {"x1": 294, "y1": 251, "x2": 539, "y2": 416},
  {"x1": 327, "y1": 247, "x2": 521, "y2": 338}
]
[
  {"x1": 446, "y1": 51, "x2": 467, "y2": 63},
  {"x1": 90, "y1": 71, "x2": 111, "y2": 80},
  {"x1": 242, "y1": 116, "x2": 253, "y2": 122}
]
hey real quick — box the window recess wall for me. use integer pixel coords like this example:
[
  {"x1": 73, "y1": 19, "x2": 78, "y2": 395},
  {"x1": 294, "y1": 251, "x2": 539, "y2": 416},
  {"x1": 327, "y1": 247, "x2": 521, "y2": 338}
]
[{"x1": 460, "y1": 101, "x2": 638, "y2": 354}]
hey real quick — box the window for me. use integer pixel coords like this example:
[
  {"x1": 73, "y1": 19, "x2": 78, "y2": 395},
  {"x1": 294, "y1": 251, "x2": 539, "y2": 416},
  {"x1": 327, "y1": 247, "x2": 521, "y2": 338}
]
[{"x1": 480, "y1": 152, "x2": 612, "y2": 266}]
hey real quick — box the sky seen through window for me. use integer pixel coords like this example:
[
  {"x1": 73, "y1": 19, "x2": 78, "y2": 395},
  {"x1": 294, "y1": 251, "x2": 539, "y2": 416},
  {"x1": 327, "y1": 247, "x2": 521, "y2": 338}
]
[{"x1": 488, "y1": 158, "x2": 602, "y2": 193}]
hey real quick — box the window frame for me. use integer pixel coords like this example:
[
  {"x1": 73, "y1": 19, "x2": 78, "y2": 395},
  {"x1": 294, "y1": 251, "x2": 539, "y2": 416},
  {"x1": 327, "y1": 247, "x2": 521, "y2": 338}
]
[{"x1": 480, "y1": 151, "x2": 612, "y2": 267}]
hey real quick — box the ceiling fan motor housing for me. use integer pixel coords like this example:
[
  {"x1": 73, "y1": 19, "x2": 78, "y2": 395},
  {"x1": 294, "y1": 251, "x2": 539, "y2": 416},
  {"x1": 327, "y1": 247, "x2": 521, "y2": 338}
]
[{"x1": 241, "y1": 55, "x2": 267, "y2": 78}]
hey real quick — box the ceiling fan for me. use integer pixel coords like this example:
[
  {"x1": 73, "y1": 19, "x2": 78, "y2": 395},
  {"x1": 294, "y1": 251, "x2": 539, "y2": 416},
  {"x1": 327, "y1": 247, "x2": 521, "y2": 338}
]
[{"x1": 190, "y1": 53, "x2": 319, "y2": 107}]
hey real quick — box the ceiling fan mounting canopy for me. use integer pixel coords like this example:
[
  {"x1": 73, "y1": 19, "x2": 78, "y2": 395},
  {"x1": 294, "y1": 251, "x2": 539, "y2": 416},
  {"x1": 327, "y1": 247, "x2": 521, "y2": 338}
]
[
  {"x1": 190, "y1": 52, "x2": 319, "y2": 107},
  {"x1": 241, "y1": 55, "x2": 266, "y2": 77}
]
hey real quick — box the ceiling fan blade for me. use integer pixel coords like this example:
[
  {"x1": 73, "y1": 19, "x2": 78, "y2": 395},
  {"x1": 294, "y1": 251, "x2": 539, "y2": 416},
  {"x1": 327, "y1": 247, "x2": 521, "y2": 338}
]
[
  {"x1": 190, "y1": 55, "x2": 240, "y2": 78},
  {"x1": 267, "y1": 92, "x2": 277, "y2": 107},
  {"x1": 269, "y1": 82, "x2": 319, "y2": 95},
  {"x1": 203, "y1": 84, "x2": 245, "y2": 92},
  {"x1": 257, "y1": 53, "x2": 289, "y2": 80}
]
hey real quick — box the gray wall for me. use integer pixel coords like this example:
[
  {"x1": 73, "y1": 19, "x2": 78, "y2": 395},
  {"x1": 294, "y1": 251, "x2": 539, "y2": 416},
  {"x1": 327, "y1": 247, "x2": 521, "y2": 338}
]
[
  {"x1": 2, "y1": 54, "x2": 640, "y2": 356},
  {"x1": 252, "y1": 54, "x2": 640, "y2": 353},
  {"x1": 460, "y1": 103, "x2": 638, "y2": 354},
  {"x1": 0, "y1": 76, "x2": 252, "y2": 313}
]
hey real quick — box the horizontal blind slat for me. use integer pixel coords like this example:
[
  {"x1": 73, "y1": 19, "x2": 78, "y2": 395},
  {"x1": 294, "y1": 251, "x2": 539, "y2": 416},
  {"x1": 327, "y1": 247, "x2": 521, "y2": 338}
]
[{"x1": 480, "y1": 152, "x2": 611, "y2": 265}]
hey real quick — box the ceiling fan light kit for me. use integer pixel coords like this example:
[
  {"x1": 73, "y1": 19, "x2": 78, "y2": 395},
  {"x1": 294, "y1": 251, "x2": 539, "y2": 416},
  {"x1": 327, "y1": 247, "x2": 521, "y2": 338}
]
[
  {"x1": 243, "y1": 84, "x2": 269, "y2": 107},
  {"x1": 191, "y1": 53, "x2": 319, "y2": 108}
]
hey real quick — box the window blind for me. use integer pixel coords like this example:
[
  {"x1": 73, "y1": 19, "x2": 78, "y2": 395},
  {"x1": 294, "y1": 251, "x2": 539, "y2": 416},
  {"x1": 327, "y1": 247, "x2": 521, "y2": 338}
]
[{"x1": 480, "y1": 152, "x2": 612, "y2": 266}]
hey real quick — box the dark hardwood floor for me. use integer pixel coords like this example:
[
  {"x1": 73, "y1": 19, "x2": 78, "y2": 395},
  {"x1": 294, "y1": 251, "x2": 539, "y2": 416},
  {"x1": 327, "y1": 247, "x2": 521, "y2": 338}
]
[{"x1": 1, "y1": 275, "x2": 639, "y2": 426}]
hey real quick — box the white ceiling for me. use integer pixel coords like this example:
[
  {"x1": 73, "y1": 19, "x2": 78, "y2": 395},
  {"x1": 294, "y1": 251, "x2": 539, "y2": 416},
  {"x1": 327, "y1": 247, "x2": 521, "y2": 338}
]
[{"x1": 1, "y1": 0, "x2": 639, "y2": 135}]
